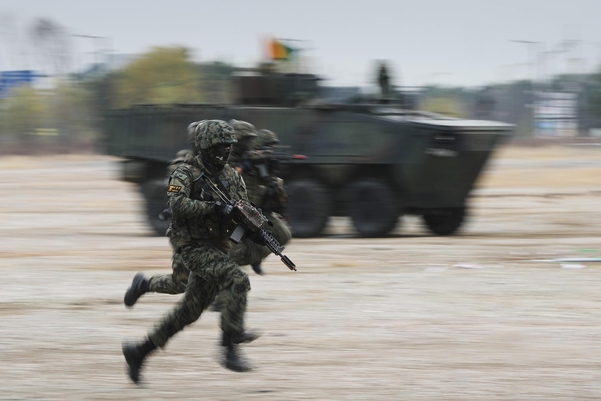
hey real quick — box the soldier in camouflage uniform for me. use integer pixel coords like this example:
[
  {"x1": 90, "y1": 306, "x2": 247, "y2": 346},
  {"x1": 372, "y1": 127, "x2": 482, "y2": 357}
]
[
  {"x1": 227, "y1": 120, "x2": 272, "y2": 275},
  {"x1": 124, "y1": 123, "x2": 290, "y2": 309},
  {"x1": 232, "y1": 128, "x2": 292, "y2": 274},
  {"x1": 228, "y1": 119, "x2": 258, "y2": 171},
  {"x1": 122, "y1": 121, "x2": 273, "y2": 310},
  {"x1": 122, "y1": 120, "x2": 261, "y2": 384}
]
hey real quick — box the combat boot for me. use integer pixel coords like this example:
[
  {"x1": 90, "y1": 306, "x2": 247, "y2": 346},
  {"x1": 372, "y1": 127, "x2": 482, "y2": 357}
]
[
  {"x1": 222, "y1": 344, "x2": 252, "y2": 372},
  {"x1": 221, "y1": 330, "x2": 261, "y2": 346},
  {"x1": 251, "y1": 263, "x2": 264, "y2": 275},
  {"x1": 122, "y1": 338, "x2": 156, "y2": 384},
  {"x1": 220, "y1": 331, "x2": 259, "y2": 372},
  {"x1": 124, "y1": 273, "x2": 150, "y2": 307}
]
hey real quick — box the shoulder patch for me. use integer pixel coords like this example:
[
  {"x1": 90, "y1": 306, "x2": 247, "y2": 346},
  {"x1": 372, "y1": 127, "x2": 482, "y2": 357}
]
[
  {"x1": 168, "y1": 185, "x2": 182, "y2": 193},
  {"x1": 172, "y1": 164, "x2": 194, "y2": 181}
]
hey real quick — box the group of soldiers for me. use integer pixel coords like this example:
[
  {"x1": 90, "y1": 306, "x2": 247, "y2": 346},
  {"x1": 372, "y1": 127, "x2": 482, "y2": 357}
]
[{"x1": 121, "y1": 119, "x2": 292, "y2": 384}]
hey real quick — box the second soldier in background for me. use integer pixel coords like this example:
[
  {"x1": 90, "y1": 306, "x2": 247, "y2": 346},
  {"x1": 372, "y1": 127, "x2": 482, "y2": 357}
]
[{"x1": 228, "y1": 120, "x2": 291, "y2": 275}]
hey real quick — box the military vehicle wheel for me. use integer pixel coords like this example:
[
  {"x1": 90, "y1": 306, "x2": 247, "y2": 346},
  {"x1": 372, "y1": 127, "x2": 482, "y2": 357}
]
[
  {"x1": 347, "y1": 180, "x2": 398, "y2": 237},
  {"x1": 286, "y1": 180, "x2": 330, "y2": 237},
  {"x1": 422, "y1": 207, "x2": 466, "y2": 235},
  {"x1": 141, "y1": 179, "x2": 169, "y2": 236}
]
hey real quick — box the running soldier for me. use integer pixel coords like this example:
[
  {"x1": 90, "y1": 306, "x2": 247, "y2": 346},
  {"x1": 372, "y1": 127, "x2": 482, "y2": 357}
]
[
  {"x1": 228, "y1": 122, "x2": 291, "y2": 275},
  {"x1": 122, "y1": 120, "x2": 262, "y2": 384}
]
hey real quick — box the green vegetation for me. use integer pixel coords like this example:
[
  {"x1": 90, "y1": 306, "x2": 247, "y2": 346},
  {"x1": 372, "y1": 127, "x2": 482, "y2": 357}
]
[
  {"x1": 0, "y1": 82, "x2": 99, "y2": 153},
  {"x1": 0, "y1": 46, "x2": 236, "y2": 154},
  {"x1": 112, "y1": 47, "x2": 203, "y2": 108},
  {"x1": 1, "y1": 86, "x2": 49, "y2": 136},
  {"x1": 2, "y1": 43, "x2": 601, "y2": 154}
]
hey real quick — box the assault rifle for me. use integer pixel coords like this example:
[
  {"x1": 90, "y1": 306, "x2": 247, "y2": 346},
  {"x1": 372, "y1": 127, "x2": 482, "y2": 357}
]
[{"x1": 195, "y1": 172, "x2": 296, "y2": 271}]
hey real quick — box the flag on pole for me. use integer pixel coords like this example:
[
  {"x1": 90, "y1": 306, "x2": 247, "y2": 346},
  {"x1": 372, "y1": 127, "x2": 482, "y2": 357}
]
[{"x1": 269, "y1": 38, "x2": 297, "y2": 60}]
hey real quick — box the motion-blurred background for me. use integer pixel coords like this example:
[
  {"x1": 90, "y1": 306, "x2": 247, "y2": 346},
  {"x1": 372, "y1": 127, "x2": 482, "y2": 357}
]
[
  {"x1": 2, "y1": 3, "x2": 601, "y2": 399},
  {"x1": 2, "y1": 0, "x2": 601, "y2": 154}
]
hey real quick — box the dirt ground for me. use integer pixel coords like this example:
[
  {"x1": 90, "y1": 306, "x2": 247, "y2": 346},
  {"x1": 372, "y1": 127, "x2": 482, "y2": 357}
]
[{"x1": 1, "y1": 144, "x2": 601, "y2": 400}]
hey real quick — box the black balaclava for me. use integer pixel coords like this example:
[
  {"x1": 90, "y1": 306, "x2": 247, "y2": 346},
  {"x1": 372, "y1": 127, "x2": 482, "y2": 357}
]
[{"x1": 201, "y1": 144, "x2": 231, "y2": 174}]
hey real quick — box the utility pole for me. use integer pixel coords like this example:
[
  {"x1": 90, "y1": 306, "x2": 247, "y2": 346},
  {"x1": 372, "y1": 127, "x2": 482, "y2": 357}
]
[
  {"x1": 73, "y1": 34, "x2": 108, "y2": 73},
  {"x1": 511, "y1": 40, "x2": 543, "y2": 137},
  {"x1": 510, "y1": 40, "x2": 542, "y2": 83}
]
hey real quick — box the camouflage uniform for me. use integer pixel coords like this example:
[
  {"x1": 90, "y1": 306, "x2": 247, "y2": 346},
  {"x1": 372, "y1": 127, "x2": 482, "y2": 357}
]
[
  {"x1": 123, "y1": 120, "x2": 259, "y2": 385},
  {"x1": 147, "y1": 149, "x2": 194, "y2": 295},
  {"x1": 227, "y1": 120, "x2": 272, "y2": 269},
  {"x1": 127, "y1": 121, "x2": 249, "y2": 298},
  {"x1": 148, "y1": 121, "x2": 251, "y2": 349},
  {"x1": 146, "y1": 238, "x2": 189, "y2": 294},
  {"x1": 124, "y1": 124, "x2": 288, "y2": 305},
  {"x1": 249, "y1": 129, "x2": 291, "y2": 249},
  {"x1": 124, "y1": 122, "x2": 270, "y2": 310},
  {"x1": 126, "y1": 122, "x2": 203, "y2": 298}
]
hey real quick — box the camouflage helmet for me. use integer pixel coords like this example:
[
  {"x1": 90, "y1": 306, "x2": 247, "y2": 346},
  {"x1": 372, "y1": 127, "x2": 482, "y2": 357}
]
[
  {"x1": 194, "y1": 120, "x2": 237, "y2": 150},
  {"x1": 257, "y1": 129, "x2": 280, "y2": 147},
  {"x1": 187, "y1": 120, "x2": 206, "y2": 147},
  {"x1": 229, "y1": 119, "x2": 258, "y2": 141}
]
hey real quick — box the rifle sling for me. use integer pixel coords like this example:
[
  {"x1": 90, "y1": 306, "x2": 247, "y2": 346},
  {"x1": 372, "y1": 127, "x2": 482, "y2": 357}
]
[
  {"x1": 213, "y1": 175, "x2": 232, "y2": 200},
  {"x1": 194, "y1": 171, "x2": 233, "y2": 201}
]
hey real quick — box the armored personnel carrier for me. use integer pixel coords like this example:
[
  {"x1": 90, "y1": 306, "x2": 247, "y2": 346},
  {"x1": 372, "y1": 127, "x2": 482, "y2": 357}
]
[{"x1": 103, "y1": 72, "x2": 513, "y2": 237}]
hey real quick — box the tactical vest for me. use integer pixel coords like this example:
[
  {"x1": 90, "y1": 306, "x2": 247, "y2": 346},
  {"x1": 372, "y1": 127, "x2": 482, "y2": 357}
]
[{"x1": 168, "y1": 159, "x2": 240, "y2": 242}]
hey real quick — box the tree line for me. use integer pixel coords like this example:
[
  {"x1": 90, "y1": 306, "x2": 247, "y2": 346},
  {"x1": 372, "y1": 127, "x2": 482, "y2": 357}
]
[
  {"x1": 0, "y1": 46, "x2": 235, "y2": 154},
  {"x1": 2, "y1": 44, "x2": 601, "y2": 155}
]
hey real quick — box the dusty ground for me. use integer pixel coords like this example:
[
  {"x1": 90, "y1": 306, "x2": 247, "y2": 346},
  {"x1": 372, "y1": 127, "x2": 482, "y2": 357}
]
[{"x1": 1, "y1": 145, "x2": 601, "y2": 400}]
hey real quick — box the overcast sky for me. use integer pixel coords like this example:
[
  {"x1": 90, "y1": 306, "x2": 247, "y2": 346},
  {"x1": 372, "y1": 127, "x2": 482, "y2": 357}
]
[{"x1": 2, "y1": 0, "x2": 601, "y2": 88}]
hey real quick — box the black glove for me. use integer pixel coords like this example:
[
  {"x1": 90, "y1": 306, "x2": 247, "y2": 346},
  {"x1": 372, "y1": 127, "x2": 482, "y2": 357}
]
[
  {"x1": 158, "y1": 207, "x2": 172, "y2": 221},
  {"x1": 213, "y1": 201, "x2": 233, "y2": 216}
]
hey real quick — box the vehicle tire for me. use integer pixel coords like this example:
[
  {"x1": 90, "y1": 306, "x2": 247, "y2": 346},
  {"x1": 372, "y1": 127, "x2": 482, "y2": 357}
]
[
  {"x1": 141, "y1": 179, "x2": 170, "y2": 236},
  {"x1": 347, "y1": 180, "x2": 399, "y2": 237},
  {"x1": 422, "y1": 207, "x2": 466, "y2": 235},
  {"x1": 286, "y1": 180, "x2": 330, "y2": 237}
]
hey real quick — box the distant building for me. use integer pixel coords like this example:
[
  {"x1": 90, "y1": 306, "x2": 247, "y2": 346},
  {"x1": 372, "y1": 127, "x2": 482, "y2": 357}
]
[{"x1": 533, "y1": 91, "x2": 578, "y2": 137}]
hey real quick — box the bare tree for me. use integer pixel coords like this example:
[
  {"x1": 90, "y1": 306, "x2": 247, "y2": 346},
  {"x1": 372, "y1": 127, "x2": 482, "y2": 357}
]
[
  {"x1": 0, "y1": 13, "x2": 26, "y2": 71},
  {"x1": 30, "y1": 18, "x2": 72, "y2": 77}
]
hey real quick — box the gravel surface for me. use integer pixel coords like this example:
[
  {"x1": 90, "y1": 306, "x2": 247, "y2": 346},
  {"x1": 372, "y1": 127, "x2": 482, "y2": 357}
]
[{"x1": 1, "y1": 147, "x2": 600, "y2": 400}]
